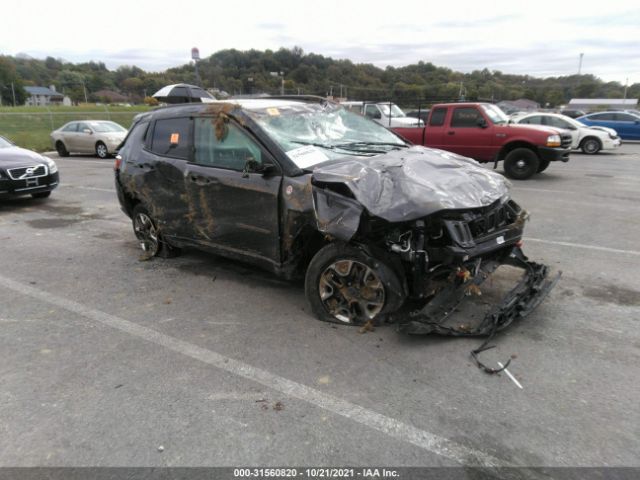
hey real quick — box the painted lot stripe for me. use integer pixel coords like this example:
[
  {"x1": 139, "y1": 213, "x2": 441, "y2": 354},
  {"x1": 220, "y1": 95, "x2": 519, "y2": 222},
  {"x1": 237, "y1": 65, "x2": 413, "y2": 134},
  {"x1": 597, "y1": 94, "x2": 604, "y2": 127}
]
[
  {"x1": 60, "y1": 185, "x2": 115, "y2": 193},
  {"x1": 526, "y1": 238, "x2": 640, "y2": 256},
  {"x1": 0, "y1": 274, "x2": 505, "y2": 467}
]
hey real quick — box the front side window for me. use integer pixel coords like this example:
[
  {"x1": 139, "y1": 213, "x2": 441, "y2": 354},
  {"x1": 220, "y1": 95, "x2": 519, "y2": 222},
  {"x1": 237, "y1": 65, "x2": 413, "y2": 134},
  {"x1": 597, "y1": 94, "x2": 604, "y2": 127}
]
[
  {"x1": 194, "y1": 118, "x2": 262, "y2": 170},
  {"x1": 77, "y1": 122, "x2": 91, "y2": 133},
  {"x1": 590, "y1": 113, "x2": 615, "y2": 121},
  {"x1": 378, "y1": 104, "x2": 405, "y2": 118},
  {"x1": 151, "y1": 117, "x2": 192, "y2": 159},
  {"x1": 480, "y1": 104, "x2": 508, "y2": 124},
  {"x1": 451, "y1": 107, "x2": 482, "y2": 128},
  {"x1": 62, "y1": 123, "x2": 78, "y2": 132},
  {"x1": 545, "y1": 116, "x2": 569, "y2": 129}
]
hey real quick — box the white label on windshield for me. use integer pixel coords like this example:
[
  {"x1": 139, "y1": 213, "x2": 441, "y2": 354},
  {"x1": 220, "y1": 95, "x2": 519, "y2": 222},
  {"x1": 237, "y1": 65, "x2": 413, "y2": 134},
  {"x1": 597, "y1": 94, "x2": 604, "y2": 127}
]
[{"x1": 286, "y1": 145, "x2": 329, "y2": 168}]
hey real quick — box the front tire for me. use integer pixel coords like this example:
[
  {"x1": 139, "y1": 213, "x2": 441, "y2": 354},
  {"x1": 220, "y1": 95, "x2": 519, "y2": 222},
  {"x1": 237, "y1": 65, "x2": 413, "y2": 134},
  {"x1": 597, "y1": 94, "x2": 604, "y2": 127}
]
[
  {"x1": 96, "y1": 141, "x2": 109, "y2": 159},
  {"x1": 537, "y1": 158, "x2": 551, "y2": 173},
  {"x1": 56, "y1": 141, "x2": 69, "y2": 157},
  {"x1": 504, "y1": 148, "x2": 540, "y2": 180},
  {"x1": 305, "y1": 243, "x2": 404, "y2": 325},
  {"x1": 580, "y1": 137, "x2": 601, "y2": 154}
]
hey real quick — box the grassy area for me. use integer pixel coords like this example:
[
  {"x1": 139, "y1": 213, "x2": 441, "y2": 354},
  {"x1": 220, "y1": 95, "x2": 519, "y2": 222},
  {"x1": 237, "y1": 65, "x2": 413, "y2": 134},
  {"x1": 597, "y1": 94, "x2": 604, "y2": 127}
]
[{"x1": 0, "y1": 105, "x2": 152, "y2": 152}]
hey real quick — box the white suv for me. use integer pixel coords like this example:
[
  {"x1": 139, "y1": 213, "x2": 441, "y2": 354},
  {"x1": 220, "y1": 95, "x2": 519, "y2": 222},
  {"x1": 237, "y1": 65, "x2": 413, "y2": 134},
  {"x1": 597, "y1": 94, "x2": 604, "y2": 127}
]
[{"x1": 513, "y1": 113, "x2": 621, "y2": 154}]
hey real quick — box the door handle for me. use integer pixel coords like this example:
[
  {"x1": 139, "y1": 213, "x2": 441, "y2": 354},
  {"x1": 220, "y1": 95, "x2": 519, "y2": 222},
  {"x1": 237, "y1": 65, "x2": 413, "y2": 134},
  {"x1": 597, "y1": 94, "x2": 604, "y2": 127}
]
[{"x1": 447, "y1": 131, "x2": 455, "y2": 135}]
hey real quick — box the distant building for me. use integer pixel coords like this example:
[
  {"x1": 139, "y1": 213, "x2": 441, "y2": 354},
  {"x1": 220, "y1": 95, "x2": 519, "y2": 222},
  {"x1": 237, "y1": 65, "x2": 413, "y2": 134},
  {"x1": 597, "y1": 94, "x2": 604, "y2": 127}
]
[
  {"x1": 24, "y1": 86, "x2": 64, "y2": 106},
  {"x1": 568, "y1": 98, "x2": 638, "y2": 112},
  {"x1": 497, "y1": 98, "x2": 540, "y2": 114}
]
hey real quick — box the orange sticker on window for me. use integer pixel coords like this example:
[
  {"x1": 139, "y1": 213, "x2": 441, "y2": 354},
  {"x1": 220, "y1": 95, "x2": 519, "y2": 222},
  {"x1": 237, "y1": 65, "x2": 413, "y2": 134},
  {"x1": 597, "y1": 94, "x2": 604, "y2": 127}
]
[
  {"x1": 266, "y1": 108, "x2": 280, "y2": 116},
  {"x1": 170, "y1": 133, "x2": 180, "y2": 144}
]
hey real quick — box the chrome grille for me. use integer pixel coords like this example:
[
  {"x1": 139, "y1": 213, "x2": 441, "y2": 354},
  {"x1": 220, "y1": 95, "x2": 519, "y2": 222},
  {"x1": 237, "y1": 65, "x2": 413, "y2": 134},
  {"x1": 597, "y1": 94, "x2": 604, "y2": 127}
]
[
  {"x1": 560, "y1": 133, "x2": 572, "y2": 149},
  {"x1": 7, "y1": 164, "x2": 48, "y2": 180}
]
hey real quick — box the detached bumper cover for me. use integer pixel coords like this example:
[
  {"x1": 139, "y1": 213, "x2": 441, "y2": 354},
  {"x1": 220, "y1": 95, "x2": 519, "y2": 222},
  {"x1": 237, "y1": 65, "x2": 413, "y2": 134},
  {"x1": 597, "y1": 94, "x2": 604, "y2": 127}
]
[{"x1": 398, "y1": 247, "x2": 561, "y2": 336}]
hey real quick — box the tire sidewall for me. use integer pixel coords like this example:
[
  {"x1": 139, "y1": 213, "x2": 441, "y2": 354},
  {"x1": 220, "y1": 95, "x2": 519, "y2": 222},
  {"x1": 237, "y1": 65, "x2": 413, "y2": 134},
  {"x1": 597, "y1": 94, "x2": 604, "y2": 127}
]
[
  {"x1": 581, "y1": 138, "x2": 601, "y2": 154},
  {"x1": 504, "y1": 148, "x2": 540, "y2": 180},
  {"x1": 304, "y1": 242, "x2": 405, "y2": 325},
  {"x1": 96, "y1": 142, "x2": 109, "y2": 159},
  {"x1": 56, "y1": 141, "x2": 69, "y2": 157}
]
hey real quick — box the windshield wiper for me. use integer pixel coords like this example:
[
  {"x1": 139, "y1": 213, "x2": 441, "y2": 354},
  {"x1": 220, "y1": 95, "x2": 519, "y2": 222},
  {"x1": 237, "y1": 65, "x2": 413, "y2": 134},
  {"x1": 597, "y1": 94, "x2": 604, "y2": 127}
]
[
  {"x1": 335, "y1": 141, "x2": 408, "y2": 149},
  {"x1": 290, "y1": 140, "x2": 335, "y2": 149}
]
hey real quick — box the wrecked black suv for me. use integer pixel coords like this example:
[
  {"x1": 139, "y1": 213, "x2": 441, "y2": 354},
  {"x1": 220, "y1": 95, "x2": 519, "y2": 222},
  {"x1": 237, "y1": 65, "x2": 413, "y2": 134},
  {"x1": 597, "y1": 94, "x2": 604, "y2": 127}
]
[{"x1": 115, "y1": 97, "x2": 557, "y2": 334}]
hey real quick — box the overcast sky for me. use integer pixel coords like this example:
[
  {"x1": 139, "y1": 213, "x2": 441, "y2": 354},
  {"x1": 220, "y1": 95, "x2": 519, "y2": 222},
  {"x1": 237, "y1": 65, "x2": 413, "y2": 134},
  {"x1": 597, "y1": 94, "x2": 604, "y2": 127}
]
[{"x1": 3, "y1": 0, "x2": 639, "y2": 84}]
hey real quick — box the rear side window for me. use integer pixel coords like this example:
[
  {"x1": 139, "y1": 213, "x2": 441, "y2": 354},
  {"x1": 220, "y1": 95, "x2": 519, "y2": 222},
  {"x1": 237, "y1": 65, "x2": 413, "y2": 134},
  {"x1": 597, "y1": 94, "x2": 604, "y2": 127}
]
[
  {"x1": 451, "y1": 107, "x2": 482, "y2": 127},
  {"x1": 119, "y1": 121, "x2": 149, "y2": 157},
  {"x1": 151, "y1": 117, "x2": 192, "y2": 159},
  {"x1": 62, "y1": 123, "x2": 78, "y2": 132},
  {"x1": 429, "y1": 108, "x2": 447, "y2": 126}
]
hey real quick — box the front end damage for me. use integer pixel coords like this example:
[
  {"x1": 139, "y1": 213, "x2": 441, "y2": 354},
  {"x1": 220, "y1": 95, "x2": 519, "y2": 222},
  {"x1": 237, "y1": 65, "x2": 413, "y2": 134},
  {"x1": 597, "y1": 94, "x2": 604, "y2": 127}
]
[{"x1": 309, "y1": 147, "x2": 560, "y2": 352}]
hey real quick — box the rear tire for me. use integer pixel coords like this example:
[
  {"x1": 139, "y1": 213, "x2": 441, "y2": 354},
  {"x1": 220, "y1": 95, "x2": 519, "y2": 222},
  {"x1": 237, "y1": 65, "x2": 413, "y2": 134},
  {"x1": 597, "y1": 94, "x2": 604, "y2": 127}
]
[
  {"x1": 504, "y1": 148, "x2": 540, "y2": 180},
  {"x1": 55, "y1": 141, "x2": 69, "y2": 157},
  {"x1": 305, "y1": 243, "x2": 405, "y2": 325},
  {"x1": 96, "y1": 141, "x2": 109, "y2": 159},
  {"x1": 580, "y1": 137, "x2": 601, "y2": 154},
  {"x1": 537, "y1": 158, "x2": 551, "y2": 173}
]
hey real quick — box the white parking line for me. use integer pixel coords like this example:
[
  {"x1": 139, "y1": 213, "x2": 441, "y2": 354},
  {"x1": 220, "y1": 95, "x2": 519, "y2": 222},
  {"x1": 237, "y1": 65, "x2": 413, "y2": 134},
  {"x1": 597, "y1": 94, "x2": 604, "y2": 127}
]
[
  {"x1": 60, "y1": 185, "x2": 115, "y2": 193},
  {"x1": 0, "y1": 274, "x2": 505, "y2": 467},
  {"x1": 526, "y1": 238, "x2": 640, "y2": 256}
]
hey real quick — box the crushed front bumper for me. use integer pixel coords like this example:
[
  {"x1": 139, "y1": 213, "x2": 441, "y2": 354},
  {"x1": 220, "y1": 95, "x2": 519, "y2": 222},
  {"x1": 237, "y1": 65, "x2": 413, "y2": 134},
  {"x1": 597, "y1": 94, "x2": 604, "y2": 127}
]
[{"x1": 397, "y1": 247, "x2": 560, "y2": 336}]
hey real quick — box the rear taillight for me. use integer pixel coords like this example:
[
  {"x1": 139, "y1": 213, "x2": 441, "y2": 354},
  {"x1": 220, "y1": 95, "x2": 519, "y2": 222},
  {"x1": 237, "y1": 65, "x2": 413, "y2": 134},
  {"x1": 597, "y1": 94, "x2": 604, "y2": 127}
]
[{"x1": 114, "y1": 154, "x2": 122, "y2": 171}]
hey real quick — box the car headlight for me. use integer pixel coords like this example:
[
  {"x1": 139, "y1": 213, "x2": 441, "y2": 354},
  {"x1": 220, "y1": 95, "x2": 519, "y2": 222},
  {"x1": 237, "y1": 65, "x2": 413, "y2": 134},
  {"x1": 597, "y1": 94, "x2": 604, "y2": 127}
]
[
  {"x1": 609, "y1": 133, "x2": 618, "y2": 139},
  {"x1": 546, "y1": 134, "x2": 561, "y2": 147},
  {"x1": 43, "y1": 157, "x2": 58, "y2": 174}
]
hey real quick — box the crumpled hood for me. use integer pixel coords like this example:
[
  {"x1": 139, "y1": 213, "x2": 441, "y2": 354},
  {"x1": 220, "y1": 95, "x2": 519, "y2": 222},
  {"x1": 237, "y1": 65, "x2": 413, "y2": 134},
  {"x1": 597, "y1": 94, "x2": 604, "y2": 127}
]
[
  {"x1": 0, "y1": 147, "x2": 49, "y2": 168},
  {"x1": 311, "y1": 145, "x2": 509, "y2": 223}
]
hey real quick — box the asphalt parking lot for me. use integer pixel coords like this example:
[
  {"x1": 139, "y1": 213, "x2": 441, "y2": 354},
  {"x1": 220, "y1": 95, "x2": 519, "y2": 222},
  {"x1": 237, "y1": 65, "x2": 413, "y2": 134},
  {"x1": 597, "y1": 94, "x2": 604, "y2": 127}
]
[{"x1": 1, "y1": 145, "x2": 639, "y2": 468}]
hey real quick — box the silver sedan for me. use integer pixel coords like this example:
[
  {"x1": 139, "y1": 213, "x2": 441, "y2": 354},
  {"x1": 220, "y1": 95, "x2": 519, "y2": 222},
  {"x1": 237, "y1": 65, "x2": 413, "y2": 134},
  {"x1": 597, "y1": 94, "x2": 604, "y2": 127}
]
[{"x1": 51, "y1": 120, "x2": 128, "y2": 159}]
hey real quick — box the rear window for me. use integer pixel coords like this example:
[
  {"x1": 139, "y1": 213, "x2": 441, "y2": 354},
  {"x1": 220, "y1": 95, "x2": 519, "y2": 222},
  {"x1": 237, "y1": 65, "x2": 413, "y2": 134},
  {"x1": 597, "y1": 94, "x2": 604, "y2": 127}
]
[
  {"x1": 151, "y1": 117, "x2": 192, "y2": 159},
  {"x1": 429, "y1": 108, "x2": 447, "y2": 126}
]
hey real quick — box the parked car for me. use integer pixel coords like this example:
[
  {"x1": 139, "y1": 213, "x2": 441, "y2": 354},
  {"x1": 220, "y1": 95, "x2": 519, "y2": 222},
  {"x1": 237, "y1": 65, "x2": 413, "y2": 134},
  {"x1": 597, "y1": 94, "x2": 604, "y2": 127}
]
[
  {"x1": 0, "y1": 135, "x2": 59, "y2": 199},
  {"x1": 577, "y1": 111, "x2": 640, "y2": 140},
  {"x1": 51, "y1": 120, "x2": 128, "y2": 159},
  {"x1": 513, "y1": 112, "x2": 621, "y2": 154},
  {"x1": 114, "y1": 97, "x2": 556, "y2": 333},
  {"x1": 392, "y1": 103, "x2": 572, "y2": 180},
  {"x1": 560, "y1": 109, "x2": 586, "y2": 119},
  {"x1": 341, "y1": 101, "x2": 423, "y2": 127}
]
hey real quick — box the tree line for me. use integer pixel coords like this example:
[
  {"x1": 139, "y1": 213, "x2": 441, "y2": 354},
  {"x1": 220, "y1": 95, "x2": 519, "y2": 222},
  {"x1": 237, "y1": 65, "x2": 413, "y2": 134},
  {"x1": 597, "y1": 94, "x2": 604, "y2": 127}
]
[{"x1": 1, "y1": 47, "x2": 638, "y2": 108}]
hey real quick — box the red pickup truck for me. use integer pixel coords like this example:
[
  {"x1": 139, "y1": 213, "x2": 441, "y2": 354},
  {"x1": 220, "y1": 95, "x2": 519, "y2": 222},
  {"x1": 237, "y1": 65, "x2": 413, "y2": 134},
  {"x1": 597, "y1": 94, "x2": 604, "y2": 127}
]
[{"x1": 393, "y1": 102, "x2": 571, "y2": 180}]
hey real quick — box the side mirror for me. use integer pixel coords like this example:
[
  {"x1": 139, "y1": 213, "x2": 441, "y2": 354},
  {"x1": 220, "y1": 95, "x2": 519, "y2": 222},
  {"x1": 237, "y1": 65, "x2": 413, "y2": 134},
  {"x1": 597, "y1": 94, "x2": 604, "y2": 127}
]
[
  {"x1": 477, "y1": 118, "x2": 488, "y2": 128},
  {"x1": 83, "y1": 128, "x2": 92, "y2": 134},
  {"x1": 373, "y1": 111, "x2": 382, "y2": 119},
  {"x1": 567, "y1": 125, "x2": 578, "y2": 130},
  {"x1": 242, "y1": 159, "x2": 277, "y2": 178}
]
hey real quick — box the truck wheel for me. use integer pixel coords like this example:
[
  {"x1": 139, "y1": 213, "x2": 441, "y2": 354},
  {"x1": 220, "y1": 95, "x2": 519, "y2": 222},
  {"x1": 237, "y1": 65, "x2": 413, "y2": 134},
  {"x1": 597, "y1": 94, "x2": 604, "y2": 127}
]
[
  {"x1": 580, "y1": 137, "x2": 601, "y2": 154},
  {"x1": 305, "y1": 243, "x2": 404, "y2": 325},
  {"x1": 504, "y1": 148, "x2": 540, "y2": 180},
  {"x1": 537, "y1": 158, "x2": 551, "y2": 173}
]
